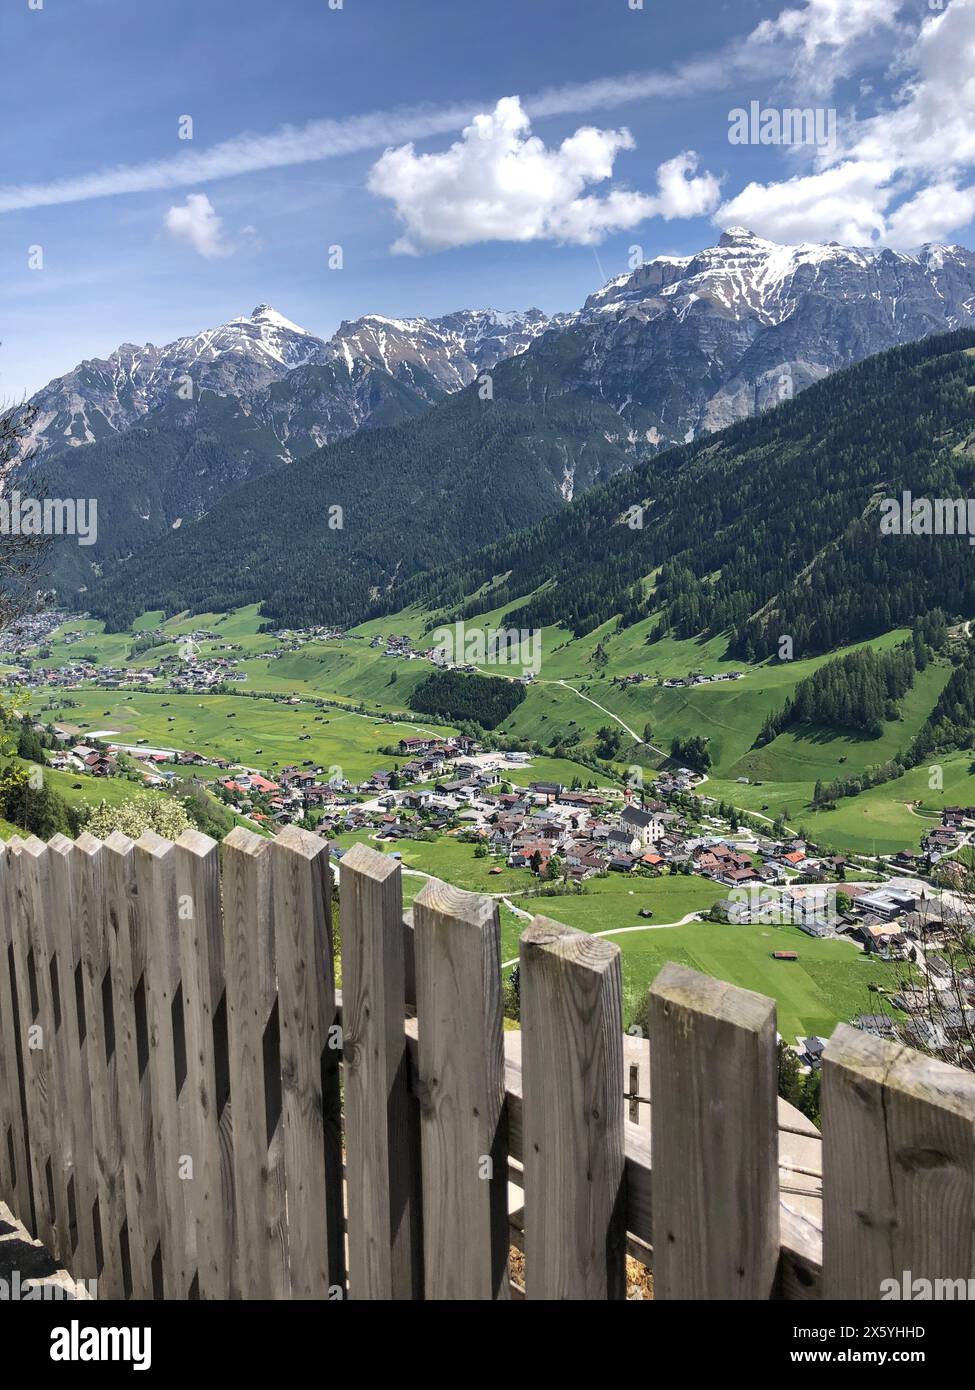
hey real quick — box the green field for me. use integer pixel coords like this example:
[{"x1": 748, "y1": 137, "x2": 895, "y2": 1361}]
[
  {"x1": 605, "y1": 920, "x2": 899, "y2": 1040},
  {"x1": 327, "y1": 843, "x2": 885, "y2": 1037},
  {"x1": 333, "y1": 828, "x2": 529, "y2": 895},
  {"x1": 25, "y1": 607, "x2": 967, "y2": 858},
  {"x1": 28, "y1": 688, "x2": 456, "y2": 786},
  {"x1": 490, "y1": 872, "x2": 895, "y2": 1037}
]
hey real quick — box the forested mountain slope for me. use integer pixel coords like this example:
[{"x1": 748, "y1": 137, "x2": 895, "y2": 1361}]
[{"x1": 397, "y1": 330, "x2": 975, "y2": 660}]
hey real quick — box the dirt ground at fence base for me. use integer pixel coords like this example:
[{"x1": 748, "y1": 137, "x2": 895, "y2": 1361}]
[{"x1": 507, "y1": 1244, "x2": 654, "y2": 1298}]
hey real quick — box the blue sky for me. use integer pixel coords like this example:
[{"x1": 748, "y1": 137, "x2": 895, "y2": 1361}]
[{"x1": 3, "y1": 0, "x2": 975, "y2": 397}]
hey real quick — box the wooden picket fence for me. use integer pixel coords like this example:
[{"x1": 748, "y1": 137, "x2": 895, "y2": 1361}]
[{"x1": 1, "y1": 824, "x2": 974, "y2": 1300}]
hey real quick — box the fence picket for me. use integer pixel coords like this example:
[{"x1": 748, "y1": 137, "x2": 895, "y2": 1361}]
[
  {"x1": 47, "y1": 834, "x2": 101, "y2": 1288},
  {"x1": 823, "y1": 1022, "x2": 975, "y2": 1299},
  {"x1": 340, "y1": 841, "x2": 423, "y2": 1300},
  {"x1": 6, "y1": 838, "x2": 71, "y2": 1257},
  {"x1": 135, "y1": 830, "x2": 195, "y2": 1298},
  {"x1": 521, "y1": 916, "x2": 625, "y2": 1299},
  {"x1": 649, "y1": 962, "x2": 779, "y2": 1299},
  {"x1": 73, "y1": 832, "x2": 128, "y2": 1298},
  {"x1": 0, "y1": 841, "x2": 33, "y2": 1236},
  {"x1": 103, "y1": 831, "x2": 160, "y2": 1299},
  {"x1": 271, "y1": 825, "x2": 344, "y2": 1297},
  {"x1": 174, "y1": 829, "x2": 234, "y2": 1299},
  {"x1": 222, "y1": 826, "x2": 289, "y2": 1298},
  {"x1": 413, "y1": 878, "x2": 508, "y2": 1300}
]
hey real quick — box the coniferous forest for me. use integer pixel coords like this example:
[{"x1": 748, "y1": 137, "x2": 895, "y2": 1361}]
[
  {"x1": 407, "y1": 668, "x2": 526, "y2": 729},
  {"x1": 399, "y1": 331, "x2": 975, "y2": 658}
]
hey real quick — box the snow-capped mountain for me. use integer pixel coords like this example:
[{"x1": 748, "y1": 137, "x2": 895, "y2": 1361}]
[
  {"x1": 553, "y1": 227, "x2": 975, "y2": 447},
  {"x1": 21, "y1": 303, "x2": 551, "y2": 461},
  {"x1": 328, "y1": 307, "x2": 552, "y2": 398},
  {"x1": 24, "y1": 230, "x2": 975, "y2": 468}
]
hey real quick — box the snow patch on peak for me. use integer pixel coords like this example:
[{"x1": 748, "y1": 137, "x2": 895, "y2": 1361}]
[
  {"x1": 718, "y1": 226, "x2": 761, "y2": 245},
  {"x1": 236, "y1": 305, "x2": 312, "y2": 335}
]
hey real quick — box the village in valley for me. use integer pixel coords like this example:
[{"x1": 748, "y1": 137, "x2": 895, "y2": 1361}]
[{"x1": 2, "y1": 606, "x2": 974, "y2": 1072}]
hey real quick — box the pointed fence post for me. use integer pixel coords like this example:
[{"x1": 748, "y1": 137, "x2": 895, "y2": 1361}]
[
  {"x1": 0, "y1": 841, "x2": 34, "y2": 1236},
  {"x1": 174, "y1": 829, "x2": 234, "y2": 1299},
  {"x1": 47, "y1": 834, "x2": 100, "y2": 1289},
  {"x1": 103, "y1": 830, "x2": 161, "y2": 1300},
  {"x1": 134, "y1": 830, "x2": 195, "y2": 1298},
  {"x1": 222, "y1": 827, "x2": 289, "y2": 1298}
]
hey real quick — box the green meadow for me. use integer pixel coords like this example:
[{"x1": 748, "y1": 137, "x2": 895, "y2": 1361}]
[
  {"x1": 18, "y1": 601, "x2": 974, "y2": 854},
  {"x1": 605, "y1": 920, "x2": 900, "y2": 1040},
  {"x1": 28, "y1": 687, "x2": 456, "y2": 786}
]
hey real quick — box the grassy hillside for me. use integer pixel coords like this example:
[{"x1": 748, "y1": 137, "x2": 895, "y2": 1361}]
[
  {"x1": 29, "y1": 689, "x2": 456, "y2": 785},
  {"x1": 18, "y1": 591, "x2": 975, "y2": 853}
]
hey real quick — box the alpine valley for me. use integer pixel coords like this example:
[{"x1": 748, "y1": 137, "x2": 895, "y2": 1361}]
[{"x1": 8, "y1": 234, "x2": 975, "y2": 1043}]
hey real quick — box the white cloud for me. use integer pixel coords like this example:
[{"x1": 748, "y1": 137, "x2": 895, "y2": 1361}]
[
  {"x1": 749, "y1": 0, "x2": 904, "y2": 58},
  {"x1": 718, "y1": 0, "x2": 975, "y2": 247},
  {"x1": 653, "y1": 152, "x2": 723, "y2": 218},
  {"x1": 164, "y1": 193, "x2": 232, "y2": 259},
  {"x1": 885, "y1": 181, "x2": 975, "y2": 247},
  {"x1": 745, "y1": 0, "x2": 909, "y2": 93},
  {"x1": 3, "y1": 0, "x2": 969, "y2": 256},
  {"x1": 717, "y1": 161, "x2": 893, "y2": 245},
  {"x1": 0, "y1": 0, "x2": 852, "y2": 217},
  {"x1": 844, "y1": 0, "x2": 975, "y2": 177},
  {"x1": 367, "y1": 98, "x2": 720, "y2": 253}
]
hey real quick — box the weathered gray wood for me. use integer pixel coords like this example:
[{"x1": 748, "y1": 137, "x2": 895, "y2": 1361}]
[
  {"x1": 6, "y1": 838, "x2": 72, "y2": 1258},
  {"x1": 340, "y1": 841, "x2": 422, "y2": 1299},
  {"x1": 0, "y1": 842, "x2": 33, "y2": 1234},
  {"x1": 0, "y1": 845, "x2": 16, "y2": 1201},
  {"x1": 823, "y1": 1022, "x2": 975, "y2": 1300},
  {"x1": 174, "y1": 830, "x2": 234, "y2": 1299},
  {"x1": 403, "y1": 999, "x2": 824, "y2": 1298},
  {"x1": 26, "y1": 838, "x2": 76, "y2": 1268},
  {"x1": 413, "y1": 877, "x2": 508, "y2": 1300},
  {"x1": 649, "y1": 962, "x2": 779, "y2": 1299},
  {"x1": 271, "y1": 825, "x2": 343, "y2": 1297},
  {"x1": 47, "y1": 835, "x2": 100, "y2": 1287},
  {"x1": 134, "y1": 831, "x2": 195, "y2": 1298},
  {"x1": 222, "y1": 826, "x2": 288, "y2": 1298},
  {"x1": 521, "y1": 917, "x2": 625, "y2": 1299},
  {"x1": 102, "y1": 831, "x2": 159, "y2": 1299},
  {"x1": 74, "y1": 832, "x2": 128, "y2": 1298}
]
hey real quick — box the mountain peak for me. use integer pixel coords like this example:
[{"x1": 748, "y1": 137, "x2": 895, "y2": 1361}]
[
  {"x1": 718, "y1": 226, "x2": 760, "y2": 246},
  {"x1": 244, "y1": 304, "x2": 309, "y2": 333}
]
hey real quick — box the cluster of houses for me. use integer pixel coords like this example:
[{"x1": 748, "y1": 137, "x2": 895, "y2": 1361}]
[
  {"x1": 889, "y1": 805, "x2": 975, "y2": 875},
  {"x1": 6, "y1": 652, "x2": 247, "y2": 696},
  {"x1": 0, "y1": 610, "x2": 83, "y2": 657},
  {"x1": 161, "y1": 654, "x2": 247, "y2": 693},
  {"x1": 661, "y1": 671, "x2": 744, "y2": 689},
  {"x1": 486, "y1": 793, "x2": 669, "y2": 879},
  {"x1": 208, "y1": 734, "x2": 488, "y2": 829},
  {"x1": 852, "y1": 900, "x2": 975, "y2": 1058},
  {"x1": 215, "y1": 764, "x2": 359, "y2": 828},
  {"x1": 47, "y1": 741, "x2": 119, "y2": 778},
  {"x1": 370, "y1": 633, "x2": 421, "y2": 660},
  {"x1": 266, "y1": 625, "x2": 348, "y2": 650}
]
